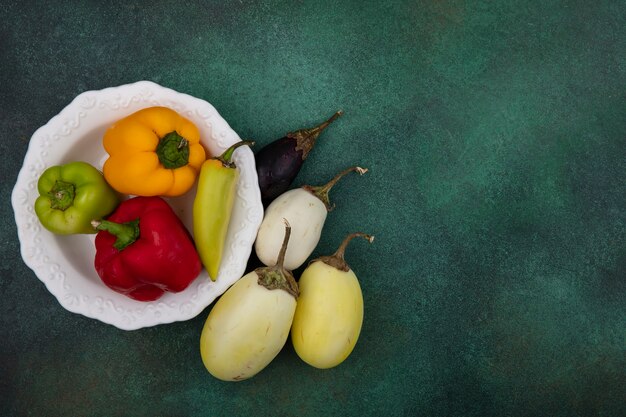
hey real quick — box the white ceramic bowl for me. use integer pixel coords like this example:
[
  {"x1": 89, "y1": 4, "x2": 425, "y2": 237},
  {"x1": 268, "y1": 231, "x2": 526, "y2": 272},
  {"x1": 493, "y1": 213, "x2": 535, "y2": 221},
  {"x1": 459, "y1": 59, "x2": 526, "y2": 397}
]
[{"x1": 11, "y1": 81, "x2": 263, "y2": 330}]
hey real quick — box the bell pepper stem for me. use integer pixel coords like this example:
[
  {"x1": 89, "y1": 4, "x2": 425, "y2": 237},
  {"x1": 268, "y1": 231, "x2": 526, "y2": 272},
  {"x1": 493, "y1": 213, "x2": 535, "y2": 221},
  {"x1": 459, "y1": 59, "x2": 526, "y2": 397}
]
[
  {"x1": 218, "y1": 140, "x2": 255, "y2": 167},
  {"x1": 91, "y1": 219, "x2": 140, "y2": 251},
  {"x1": 156, "y1": 131, "x2": 190, "y2": 169},
  {"x1": 48, "y1": 180, "x2": 76, "y2": 211}
]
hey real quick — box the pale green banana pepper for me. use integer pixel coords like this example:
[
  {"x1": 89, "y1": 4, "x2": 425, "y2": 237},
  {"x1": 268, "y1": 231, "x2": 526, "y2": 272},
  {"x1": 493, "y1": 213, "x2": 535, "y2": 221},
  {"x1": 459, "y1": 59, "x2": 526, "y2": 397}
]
[{"x1": 193, "y1": 141, "x2": 254, "y2": 281}]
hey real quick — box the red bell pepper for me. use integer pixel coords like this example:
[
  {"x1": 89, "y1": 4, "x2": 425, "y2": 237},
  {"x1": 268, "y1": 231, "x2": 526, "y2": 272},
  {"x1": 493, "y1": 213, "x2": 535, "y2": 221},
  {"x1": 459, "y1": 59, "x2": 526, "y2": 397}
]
[{"x1": 92, "y1": 196, "x2": 202, "y2": 301}]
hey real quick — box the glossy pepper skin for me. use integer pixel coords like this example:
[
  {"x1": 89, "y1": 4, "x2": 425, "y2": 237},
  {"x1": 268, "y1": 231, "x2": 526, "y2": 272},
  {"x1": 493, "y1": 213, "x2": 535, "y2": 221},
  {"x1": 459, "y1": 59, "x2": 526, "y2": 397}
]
[
  {"x1": 102, "y1": 106, "x2": 207, "y2": 197},
  {"x1": 34, "y1": 161, "x2": 119, "y2": 234},
  {"x1": 193, "y1": 141, "x2": 254, "y2": 281},
  {"x1": 93, "y1": 196, "x2": 202, "y2": 301}
]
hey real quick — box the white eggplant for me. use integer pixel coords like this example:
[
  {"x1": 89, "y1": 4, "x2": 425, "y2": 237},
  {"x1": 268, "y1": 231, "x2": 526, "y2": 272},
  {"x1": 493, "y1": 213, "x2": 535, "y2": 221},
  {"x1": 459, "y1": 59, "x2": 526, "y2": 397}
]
[
  {"x1": 200, "y1": 222, "x2": 298, "y2": 381},
  {"x1": 255, "y1": 166, "x2": 367, "y2": 270},
  {"x1": 291, "y1": 232, "x2": 374, "y2": 369}
]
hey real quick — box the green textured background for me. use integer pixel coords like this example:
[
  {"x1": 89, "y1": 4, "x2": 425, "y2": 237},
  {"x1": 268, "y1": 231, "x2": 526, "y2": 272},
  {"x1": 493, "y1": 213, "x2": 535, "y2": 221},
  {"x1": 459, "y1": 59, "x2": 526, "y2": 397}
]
[{"x1": 1, "y1": 1, "x2": 625, "y2": 416}]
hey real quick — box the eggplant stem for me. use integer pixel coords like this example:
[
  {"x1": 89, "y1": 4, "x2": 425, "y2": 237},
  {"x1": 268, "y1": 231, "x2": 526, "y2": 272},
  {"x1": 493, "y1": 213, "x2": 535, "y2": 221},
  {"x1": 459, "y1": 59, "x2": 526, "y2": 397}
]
[
  {"x1": 275, "y1": 219, "x2": 291, "y2": 269},
  {"x1": 315, "y1": 232, "x2": 375, "y2": 271},
  {"x1": 291, "y1": 110, "x2": 344, "y2": 160},
  {"x1": 305, "y1": 166, "x2": 367, "y2": 211},
  {"x1": 315, "y1": 110, "x2": 344, "y2": 134},
  {"x1": 321, "y1": 166, "x2": 367, "y2": 192},
  {"x1": 334, "y1": 232, "x2": 375, "y2": 262},
  {"x1": 254, "y1": 219, "x2": 299, "y2": 298}
]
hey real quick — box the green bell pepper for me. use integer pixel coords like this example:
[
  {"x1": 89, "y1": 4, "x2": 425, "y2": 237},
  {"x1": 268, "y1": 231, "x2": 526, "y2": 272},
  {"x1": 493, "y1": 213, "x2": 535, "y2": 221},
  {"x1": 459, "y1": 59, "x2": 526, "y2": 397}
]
[{"x1": 34, "y1": 161, "x2": 120, "y2": 235}]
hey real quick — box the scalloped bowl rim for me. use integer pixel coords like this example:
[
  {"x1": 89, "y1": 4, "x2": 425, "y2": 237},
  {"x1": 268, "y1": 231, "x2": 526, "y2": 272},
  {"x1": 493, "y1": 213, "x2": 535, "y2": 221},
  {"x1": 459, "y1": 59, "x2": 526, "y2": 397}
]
[{"x1": 11, "y1": 81, "x2": 263, "y2": 330}]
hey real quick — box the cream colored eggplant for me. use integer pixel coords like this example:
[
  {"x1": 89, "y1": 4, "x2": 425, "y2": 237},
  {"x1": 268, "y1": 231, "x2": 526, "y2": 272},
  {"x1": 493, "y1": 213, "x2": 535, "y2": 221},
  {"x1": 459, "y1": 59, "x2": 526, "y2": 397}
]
[
  {"x1": 255, "y1": 166, "x2": 367, "y2": 270},
  {"x1": 291, "y1": 232, "x2": 374, "y2": 369},
  {"x1": 200, "y1": 222, "x2": 298, "y2": 381},
  {"x1": 255, "y1": 188, "x2": 326, "y2": 270},
  {"x1": 199, "y1": 272, "x2": 296, "y2": 381}
]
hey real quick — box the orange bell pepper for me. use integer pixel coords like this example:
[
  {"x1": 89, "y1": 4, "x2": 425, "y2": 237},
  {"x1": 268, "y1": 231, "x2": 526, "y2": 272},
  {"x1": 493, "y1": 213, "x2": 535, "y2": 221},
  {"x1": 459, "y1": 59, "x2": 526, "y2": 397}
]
[{"x1": 102, "y1": 106, "x2": 207, "y2": 197}]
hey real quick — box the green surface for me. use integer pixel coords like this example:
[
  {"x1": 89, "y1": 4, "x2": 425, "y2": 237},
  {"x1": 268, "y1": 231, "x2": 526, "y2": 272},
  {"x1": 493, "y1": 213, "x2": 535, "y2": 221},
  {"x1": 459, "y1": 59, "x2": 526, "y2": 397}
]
[{"x1": 1, "y1": 1, "x2": 625, "y2": 416}]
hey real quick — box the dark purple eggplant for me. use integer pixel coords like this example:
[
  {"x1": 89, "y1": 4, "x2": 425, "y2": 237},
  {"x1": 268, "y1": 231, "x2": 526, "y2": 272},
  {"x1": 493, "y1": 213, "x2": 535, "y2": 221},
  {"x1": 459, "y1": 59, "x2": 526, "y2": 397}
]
[{"x1": 256, "y1": 110, "x2": 343, "y2": 206}]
